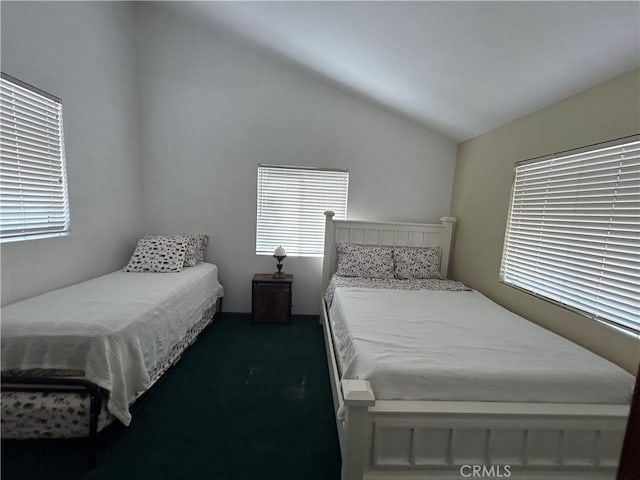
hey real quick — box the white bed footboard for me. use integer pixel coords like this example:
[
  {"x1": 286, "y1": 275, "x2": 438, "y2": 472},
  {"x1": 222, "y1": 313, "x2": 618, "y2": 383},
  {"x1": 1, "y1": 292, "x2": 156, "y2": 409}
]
[{"x1": 365, "y1": 403, "x2": 626, "y2": 479}]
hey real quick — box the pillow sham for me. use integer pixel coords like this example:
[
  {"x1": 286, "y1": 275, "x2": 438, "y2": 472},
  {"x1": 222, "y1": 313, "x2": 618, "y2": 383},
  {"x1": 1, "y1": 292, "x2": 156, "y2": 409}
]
[
  {"x1": 142, "y1": 233, "x2": 209, "y2": 267},
  {"x1": 123, "y1": 235, "x2": 188, "y2": 273},
  {"x1": 393, "y1": 246, "x2": 441, "y2": 279},
  {"x1": 336, "y1": 243, "x2": 394, "y2": 279},
  {"x1": 183, "y1": 233, "x2": 209, "y2": 267}
]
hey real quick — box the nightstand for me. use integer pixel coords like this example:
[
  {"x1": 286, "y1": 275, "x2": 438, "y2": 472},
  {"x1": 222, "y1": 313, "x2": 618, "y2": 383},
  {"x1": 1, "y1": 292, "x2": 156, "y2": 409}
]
[{"x1": 252, "y1": 274, "x2": 293, "y2": 324}]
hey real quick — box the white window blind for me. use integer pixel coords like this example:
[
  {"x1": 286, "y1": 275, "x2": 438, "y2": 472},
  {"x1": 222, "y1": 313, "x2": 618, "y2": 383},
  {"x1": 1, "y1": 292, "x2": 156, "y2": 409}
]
[
  {"x1": 1, "y1": 73, "x2": 69, "y2": 242},
  {"x1": 500, "y1": 135, "x2": 640, "y2": 333},
  {"x1": 256, "y1": 165, "x2": 349, "y2": 256}
]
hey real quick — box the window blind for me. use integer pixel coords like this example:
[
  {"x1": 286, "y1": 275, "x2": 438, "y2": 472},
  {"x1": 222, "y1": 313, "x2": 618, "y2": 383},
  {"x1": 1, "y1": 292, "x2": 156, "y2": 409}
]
[
  {"x1": 1, "y1": 73, "x2": 69, "y2": 242},
  {"x1": 256, "y1": 165, "x2": 349, "y2": 256},
  {"x1": 500, "y1": 135, "x2": 640, "y2": 333}
]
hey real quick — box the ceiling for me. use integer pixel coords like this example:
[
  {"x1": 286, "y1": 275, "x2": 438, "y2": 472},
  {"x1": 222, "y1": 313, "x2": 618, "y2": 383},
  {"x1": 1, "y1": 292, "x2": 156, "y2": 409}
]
[{"x1": 165, "y1": 1, "x2": 640, "y2": 142}]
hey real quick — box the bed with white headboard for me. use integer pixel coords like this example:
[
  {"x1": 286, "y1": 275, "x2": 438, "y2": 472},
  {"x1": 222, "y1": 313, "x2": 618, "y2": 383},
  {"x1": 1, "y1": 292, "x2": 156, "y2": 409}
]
[{"x1": 320, "y1": 211, "x2": 631, "y2": 480}]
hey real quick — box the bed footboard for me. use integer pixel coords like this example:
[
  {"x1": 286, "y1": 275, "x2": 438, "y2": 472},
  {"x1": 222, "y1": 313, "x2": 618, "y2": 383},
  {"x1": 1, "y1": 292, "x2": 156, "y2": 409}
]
[{"x1": 362, "y1": 402, "x2": 627, "y2": 480}]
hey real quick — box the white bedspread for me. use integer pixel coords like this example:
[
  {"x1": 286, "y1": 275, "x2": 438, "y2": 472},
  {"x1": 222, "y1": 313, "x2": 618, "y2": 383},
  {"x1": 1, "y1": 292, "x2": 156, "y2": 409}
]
[
  {"x1": 330, "y1": 287, "x2": 634, "y2": 404},
  {"x1": 1, "y1": 263, "x2": 224, "y2": 425}
]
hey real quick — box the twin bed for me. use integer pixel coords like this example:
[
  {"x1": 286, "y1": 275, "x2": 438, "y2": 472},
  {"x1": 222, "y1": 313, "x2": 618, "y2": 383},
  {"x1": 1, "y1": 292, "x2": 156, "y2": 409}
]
[
  {"x1": 1, "y1": 262, "x2": 223, "y2": 448},
  {"x1": 320, "y1": 212, "x2": 633, "y2": 480}
]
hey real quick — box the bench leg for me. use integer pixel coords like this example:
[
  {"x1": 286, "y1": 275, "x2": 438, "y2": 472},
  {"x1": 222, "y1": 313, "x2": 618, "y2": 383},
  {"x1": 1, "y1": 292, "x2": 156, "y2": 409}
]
[{"x1": 88, "y1": 390, "x2": 101, "y2": 469}]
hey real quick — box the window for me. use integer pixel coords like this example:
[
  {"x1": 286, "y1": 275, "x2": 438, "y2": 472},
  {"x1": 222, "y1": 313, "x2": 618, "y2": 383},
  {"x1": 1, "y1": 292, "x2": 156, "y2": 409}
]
[
  {"x1": 500, "y1": 135, "x2": 640, "y2": 333},
  {"x1": 256, "y1": 164, "x2": 349, "y2": 256},
  {"x1": 0, "y1": 73, "x2": 70, "y2": 242}
]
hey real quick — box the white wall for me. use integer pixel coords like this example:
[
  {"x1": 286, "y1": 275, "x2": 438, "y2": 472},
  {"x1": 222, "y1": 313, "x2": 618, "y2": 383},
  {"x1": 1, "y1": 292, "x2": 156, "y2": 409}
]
[
  {"x1": 135, "y1": 5, "x2": 457, "y2": 314},
  {"x1": 1, "y1": 2, "x2": 143, "y2": 305}
]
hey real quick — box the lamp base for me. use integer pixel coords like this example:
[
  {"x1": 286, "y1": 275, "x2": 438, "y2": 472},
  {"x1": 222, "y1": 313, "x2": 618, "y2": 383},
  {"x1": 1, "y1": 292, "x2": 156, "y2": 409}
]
[{"x1": 273, "y1": 256, "x2": 285, "y2": 278}]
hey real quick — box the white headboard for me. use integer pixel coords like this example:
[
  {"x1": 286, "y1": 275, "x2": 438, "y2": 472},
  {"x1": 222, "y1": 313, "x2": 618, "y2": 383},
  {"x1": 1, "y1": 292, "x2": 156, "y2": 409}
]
[{"x1": 321, "y1": 211, "x2": 457, "y2": 291}]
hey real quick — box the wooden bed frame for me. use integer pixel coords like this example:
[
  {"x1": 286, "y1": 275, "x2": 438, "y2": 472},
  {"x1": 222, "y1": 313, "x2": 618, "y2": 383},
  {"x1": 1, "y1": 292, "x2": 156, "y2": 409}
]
[{"x1": 320, "y1": 211, "x2": 629, "y2": 480}]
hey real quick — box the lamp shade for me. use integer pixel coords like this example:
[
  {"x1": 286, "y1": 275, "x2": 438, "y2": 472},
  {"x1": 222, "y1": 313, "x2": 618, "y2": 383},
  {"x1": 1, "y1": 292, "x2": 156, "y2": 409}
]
[{"x1": 273, "y1": 246, "x2": 286, "y2": 257}]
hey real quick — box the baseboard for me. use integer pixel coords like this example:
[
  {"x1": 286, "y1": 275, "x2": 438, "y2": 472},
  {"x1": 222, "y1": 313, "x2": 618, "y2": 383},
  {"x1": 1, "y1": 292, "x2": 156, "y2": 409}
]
[{"x1": 220, "y1": 312, "x2": 319, "y2": 321}]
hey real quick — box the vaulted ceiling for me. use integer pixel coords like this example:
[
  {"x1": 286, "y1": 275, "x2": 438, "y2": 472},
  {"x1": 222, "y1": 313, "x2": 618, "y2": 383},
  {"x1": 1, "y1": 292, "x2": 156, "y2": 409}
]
[{"x1": 165, "y1": 1, "x2": 640, "y2": 141}]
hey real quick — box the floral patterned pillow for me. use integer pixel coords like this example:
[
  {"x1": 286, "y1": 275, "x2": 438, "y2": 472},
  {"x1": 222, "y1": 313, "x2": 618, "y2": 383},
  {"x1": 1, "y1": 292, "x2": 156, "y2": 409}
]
[
  {"x1": 123, "y1": 236, "x2": 188, "y2": 273},
  {"x1": 336, "y1": 243, "x2": 394, "y2": 279},
  {"x1": 393, "y1": 247, "x2": 441, "y2": 279}
]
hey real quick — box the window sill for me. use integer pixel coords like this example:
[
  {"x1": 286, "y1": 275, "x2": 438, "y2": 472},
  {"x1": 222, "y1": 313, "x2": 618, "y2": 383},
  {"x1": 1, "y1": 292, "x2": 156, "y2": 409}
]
[{"x1": 256, "y1": 252, "x2": 323, "y2": 258}]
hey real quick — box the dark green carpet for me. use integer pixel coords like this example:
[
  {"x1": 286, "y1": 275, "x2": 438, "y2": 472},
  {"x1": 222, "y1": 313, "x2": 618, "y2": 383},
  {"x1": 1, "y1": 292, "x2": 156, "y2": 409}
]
[{"x1": 1, "y1": 314, "x2": 341, "y2": 480}]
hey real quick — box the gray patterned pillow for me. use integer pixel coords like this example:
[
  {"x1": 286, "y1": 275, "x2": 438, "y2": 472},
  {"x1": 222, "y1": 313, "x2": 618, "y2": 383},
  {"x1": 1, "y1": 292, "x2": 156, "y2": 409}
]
[
  {"x1": 123, "y1": 236, "x2": 188, "y2": 272},
  {"x1": 183, "y1": 233, "x2": 209, "y2": 267},
  {"x1": 336, "y1": 243, "x2": 394, "y2": 279},
  {"x1": 393, "y1": 246, "x2": 441, "y2": 279}
]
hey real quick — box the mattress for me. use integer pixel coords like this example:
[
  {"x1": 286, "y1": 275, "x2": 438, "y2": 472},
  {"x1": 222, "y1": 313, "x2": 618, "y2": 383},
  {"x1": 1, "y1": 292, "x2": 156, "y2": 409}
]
[
  {"x1": 330, "y1": 285, "x2": 634, "y2": 404},
  {"x1": 1, "y1": 263, "x2": 224, "y2": 425}
]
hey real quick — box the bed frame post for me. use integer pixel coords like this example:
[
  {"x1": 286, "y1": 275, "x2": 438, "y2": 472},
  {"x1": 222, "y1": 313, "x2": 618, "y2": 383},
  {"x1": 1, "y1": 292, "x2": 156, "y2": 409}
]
[
  {"x1": 341, "y1": 379, "x2": 375, "y2": 480},
  {"x1": 322, "y1": 211, "x2": 336, "y2": 292},
  {"x1": 439, "y1": 216, "x2": 456, "y2": 278}
]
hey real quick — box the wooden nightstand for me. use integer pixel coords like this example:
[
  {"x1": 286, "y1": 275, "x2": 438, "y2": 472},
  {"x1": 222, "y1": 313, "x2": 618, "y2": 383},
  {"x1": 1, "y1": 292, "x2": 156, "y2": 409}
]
[{"x1": 252, "y1": 274, "x2": 293, "y2": 324}]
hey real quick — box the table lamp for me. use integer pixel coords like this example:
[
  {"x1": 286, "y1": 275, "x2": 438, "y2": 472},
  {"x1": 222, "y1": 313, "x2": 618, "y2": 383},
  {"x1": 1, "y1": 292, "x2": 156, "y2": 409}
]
[{"x1": 273, "y1": 245, "x2": 287, "y2": 278}]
